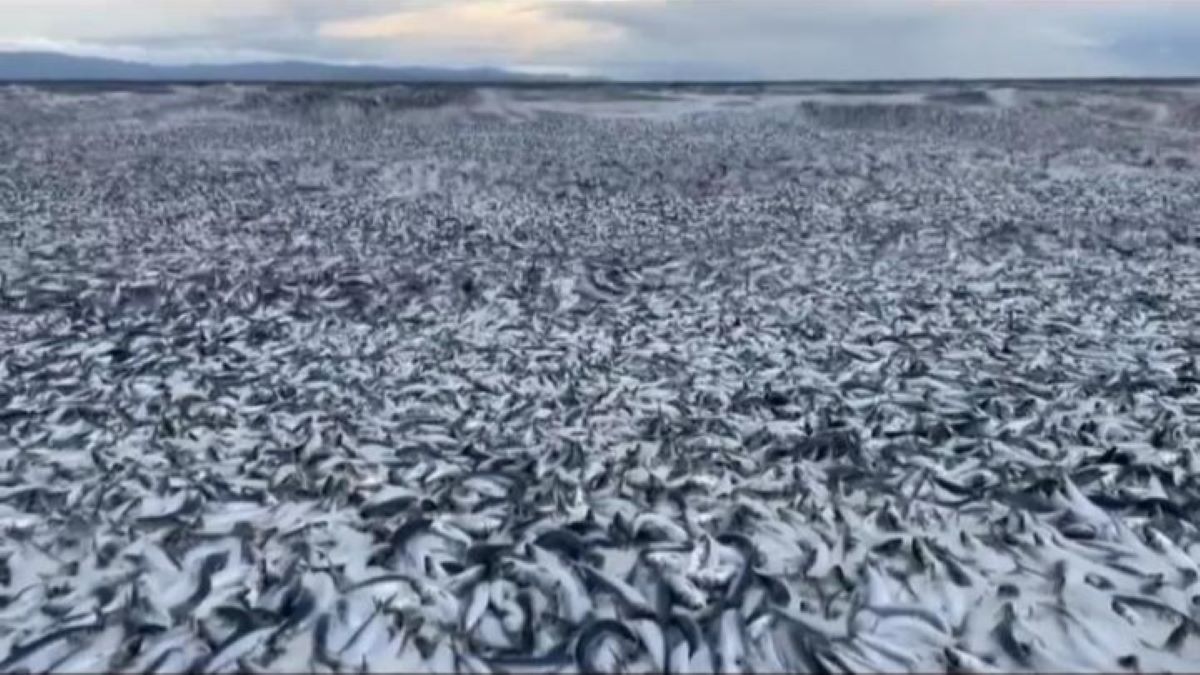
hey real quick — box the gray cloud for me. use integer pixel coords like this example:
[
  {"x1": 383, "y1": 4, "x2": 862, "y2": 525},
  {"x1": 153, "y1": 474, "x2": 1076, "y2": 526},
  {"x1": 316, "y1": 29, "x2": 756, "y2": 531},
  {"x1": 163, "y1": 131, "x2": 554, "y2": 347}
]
[
  {"x1": 545, "y1": 0, "x2": 1200, "y2": 80},
  {"x1": 1, "y1": 1, "x2": 1197, "y2": 79}
]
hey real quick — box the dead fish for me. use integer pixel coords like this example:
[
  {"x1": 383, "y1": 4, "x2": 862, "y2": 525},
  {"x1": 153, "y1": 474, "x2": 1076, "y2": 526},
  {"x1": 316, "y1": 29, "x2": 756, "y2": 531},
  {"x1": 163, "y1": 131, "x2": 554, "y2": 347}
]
[
  {"x1": 716, "y1": 607, "x2": 748, "y2": 674},
  {"x1": 665, "y1": 612, "x2": 715, "y2": 674},
  {"x1": 575, "y1": 618, "x2": 641, "y2": 673},
  {"x1": 0, "y1": 620, "x2": 104, "y2": 673}
]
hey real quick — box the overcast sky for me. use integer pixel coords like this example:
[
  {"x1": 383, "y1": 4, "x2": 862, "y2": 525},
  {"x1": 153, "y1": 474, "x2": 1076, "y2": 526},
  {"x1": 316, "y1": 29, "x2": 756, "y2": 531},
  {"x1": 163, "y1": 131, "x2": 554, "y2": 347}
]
[{"x1": 0, "y1": 0, "x2": 1197, "y2": 80}]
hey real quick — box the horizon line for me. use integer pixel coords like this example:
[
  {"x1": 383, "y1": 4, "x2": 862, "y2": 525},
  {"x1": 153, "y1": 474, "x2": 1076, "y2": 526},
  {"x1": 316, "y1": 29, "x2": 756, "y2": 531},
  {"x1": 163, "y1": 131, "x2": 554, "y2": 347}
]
[
  {"x1": 5, "y1": 76, "x2": 1200, "y2": 86},
  {"x1": 2, "y1": 50, "x2": 1197, "y2": 85}
]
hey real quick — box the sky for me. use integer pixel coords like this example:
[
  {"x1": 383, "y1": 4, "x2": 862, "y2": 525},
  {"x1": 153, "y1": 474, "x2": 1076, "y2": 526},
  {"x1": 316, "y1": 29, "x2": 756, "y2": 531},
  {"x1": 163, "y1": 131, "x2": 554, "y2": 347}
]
[{"x1": 0, "y1": 0, "x2": 1197, "y2": 80}]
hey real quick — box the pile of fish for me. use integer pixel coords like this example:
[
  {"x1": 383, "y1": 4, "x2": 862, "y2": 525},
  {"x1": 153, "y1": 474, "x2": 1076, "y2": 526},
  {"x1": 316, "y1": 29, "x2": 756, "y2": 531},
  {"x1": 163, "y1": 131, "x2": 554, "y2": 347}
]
[{"x1": 2, "y1": 83, "x2": 1200, "y2": 673}]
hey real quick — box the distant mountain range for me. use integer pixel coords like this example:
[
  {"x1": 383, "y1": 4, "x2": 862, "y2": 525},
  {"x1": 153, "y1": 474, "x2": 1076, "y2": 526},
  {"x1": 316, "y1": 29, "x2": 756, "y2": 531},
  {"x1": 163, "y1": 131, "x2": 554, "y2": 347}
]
[{"x1": 0, "y1": 51, "x2": 569, "y2": 83}]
